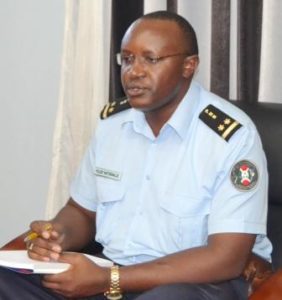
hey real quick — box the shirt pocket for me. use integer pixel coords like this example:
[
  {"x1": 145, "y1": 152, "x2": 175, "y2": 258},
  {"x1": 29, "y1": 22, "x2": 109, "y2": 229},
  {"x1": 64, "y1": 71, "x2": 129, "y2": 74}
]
[
  {"x1": 159, "y1": 193, "x2": 211, "y2": 249},
  {"x1": 97, "y1": 180, "x2": 125, "y2": 204},
  {"x1": 96, "y1": 180, "x2": 125, "y2": 244}
]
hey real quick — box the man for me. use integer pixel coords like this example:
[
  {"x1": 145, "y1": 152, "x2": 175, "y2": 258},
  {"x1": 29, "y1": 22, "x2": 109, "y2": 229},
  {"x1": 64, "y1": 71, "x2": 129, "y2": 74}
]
[{"x1": 0, "y1": 11, "x2": 272, "y2": 300}]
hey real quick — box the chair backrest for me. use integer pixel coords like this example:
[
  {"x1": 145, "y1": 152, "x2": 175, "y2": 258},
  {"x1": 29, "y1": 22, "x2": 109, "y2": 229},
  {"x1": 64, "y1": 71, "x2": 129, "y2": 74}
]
[{"x1": 231, "y1": 101, "x2": 282, "y2": 270}]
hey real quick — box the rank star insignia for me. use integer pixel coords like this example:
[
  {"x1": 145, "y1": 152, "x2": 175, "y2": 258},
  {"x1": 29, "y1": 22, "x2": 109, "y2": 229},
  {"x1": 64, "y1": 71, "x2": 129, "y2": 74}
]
[
  {"x1": 199, "y1": 105, "x2": 242, "y2": 142},
  {"x1": 230, "y1": 160, "x2": 259, "y2": 191},
  {"x1": 218, "y1": 124, "x2": 225, "y2": 131}
]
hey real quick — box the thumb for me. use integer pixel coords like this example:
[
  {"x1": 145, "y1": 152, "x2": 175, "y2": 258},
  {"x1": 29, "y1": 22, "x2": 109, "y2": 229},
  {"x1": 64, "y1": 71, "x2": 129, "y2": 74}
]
[{"x1": 57, "y1": 251, "x2": 78, "y2": 263}]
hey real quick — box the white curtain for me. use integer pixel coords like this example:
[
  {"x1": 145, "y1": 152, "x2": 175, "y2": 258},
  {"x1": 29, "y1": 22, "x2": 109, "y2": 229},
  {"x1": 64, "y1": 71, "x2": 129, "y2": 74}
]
[{"x1": 45, "y1": 0, "x2": 112, "y2": 218}]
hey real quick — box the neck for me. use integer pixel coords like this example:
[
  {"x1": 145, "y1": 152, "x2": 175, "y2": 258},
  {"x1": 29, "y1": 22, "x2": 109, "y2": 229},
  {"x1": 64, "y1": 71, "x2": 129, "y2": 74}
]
[
  {"x1": 145, "y1": 98, "x2": 186, "y2": 137},
  {"x1": 145, "y1": 82, "x2": 190, "y2": 136}
]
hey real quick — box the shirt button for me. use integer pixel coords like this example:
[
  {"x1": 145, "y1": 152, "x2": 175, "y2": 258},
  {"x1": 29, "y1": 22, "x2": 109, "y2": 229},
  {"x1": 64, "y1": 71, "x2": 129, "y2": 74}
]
[{"x1": 146, "y1": 175, "x2": 151, "y2": 180}]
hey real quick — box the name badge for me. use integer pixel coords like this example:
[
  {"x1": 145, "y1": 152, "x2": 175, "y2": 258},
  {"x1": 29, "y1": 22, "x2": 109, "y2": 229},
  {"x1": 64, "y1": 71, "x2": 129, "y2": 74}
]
[{"x1": 95, "y1": 167, "x2": 122, "y2": 181}]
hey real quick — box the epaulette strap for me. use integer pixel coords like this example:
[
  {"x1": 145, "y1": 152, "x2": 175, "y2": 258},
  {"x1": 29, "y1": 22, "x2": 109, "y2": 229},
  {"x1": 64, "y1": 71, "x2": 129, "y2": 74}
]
[
  {"x1": 100, "y1": 98, "x2": 131, "y2": 119},
  {"x1": 199, "y1": 104, "x2": 242, "y2": 141}
]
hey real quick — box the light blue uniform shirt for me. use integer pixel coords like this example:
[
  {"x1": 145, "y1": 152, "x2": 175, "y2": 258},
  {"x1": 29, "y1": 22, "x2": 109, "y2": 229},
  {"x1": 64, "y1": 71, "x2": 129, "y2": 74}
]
[{"x1": 70, "y1": 81, "x2": 272, "y2": 265}]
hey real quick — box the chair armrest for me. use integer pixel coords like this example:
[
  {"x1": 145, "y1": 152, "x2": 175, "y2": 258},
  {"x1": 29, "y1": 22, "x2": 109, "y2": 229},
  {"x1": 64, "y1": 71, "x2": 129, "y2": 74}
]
[
  {"x1": 243, "y1": 253, "x2": 273, "y2": 295},
  {"x1": 249, "y1": 268, "x2": 282, "y2": 300},
  {"x1": 1, "y1": 232, "x2": 28, "y2": 250}
]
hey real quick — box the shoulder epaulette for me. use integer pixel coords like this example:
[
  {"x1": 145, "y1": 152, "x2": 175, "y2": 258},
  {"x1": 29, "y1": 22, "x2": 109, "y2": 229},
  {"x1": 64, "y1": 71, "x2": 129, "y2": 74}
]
[
  {"x1": 100, "y1": 98, "x2": 132, "y2": 119},
  {"x1": 199, "y1": 104, "x2": 242, "y2": 142}
]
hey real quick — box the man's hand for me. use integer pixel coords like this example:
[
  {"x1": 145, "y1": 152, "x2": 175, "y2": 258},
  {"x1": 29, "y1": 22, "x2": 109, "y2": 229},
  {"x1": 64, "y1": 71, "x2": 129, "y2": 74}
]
[
  {"x1": 41, "y1": 252, "x2": 110, "y2": 298},
  {"x1": 26, "y1": 220, "x2": 65, "y2": 262}
]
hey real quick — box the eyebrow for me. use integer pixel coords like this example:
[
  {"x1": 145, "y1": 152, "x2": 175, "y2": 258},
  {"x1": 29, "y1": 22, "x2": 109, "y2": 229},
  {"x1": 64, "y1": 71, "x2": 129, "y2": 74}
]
[{"x1": 120, "y1": 49, "x2": 167, "y2": 56}]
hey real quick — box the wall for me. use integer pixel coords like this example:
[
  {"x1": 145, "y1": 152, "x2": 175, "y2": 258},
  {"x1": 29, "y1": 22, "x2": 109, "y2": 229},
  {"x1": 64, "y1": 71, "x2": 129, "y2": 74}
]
[{"x1": 0, "y1": 0, "x2": 65, "y2": 246}]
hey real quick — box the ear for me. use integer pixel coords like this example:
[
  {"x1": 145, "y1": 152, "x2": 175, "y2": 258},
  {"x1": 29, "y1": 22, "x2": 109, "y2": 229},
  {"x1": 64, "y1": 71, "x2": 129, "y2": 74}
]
[{"x1": 182, "y1": 55, "x2": 199, "y2": 78}]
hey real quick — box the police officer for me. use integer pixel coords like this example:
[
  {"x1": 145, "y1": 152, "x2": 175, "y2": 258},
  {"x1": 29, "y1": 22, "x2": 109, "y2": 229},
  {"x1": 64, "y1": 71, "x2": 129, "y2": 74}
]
[{"x1": 0, "y1": 10, "x2": 271, "y2": 300}]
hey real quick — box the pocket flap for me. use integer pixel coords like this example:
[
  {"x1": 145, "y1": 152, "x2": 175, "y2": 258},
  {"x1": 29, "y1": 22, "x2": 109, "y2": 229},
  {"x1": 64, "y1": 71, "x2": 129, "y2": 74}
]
[
  {"x1": 160, "y1": 193, "x2": 210, "y2": 217},
  {"x1": 97, "y1": 182, "x2": 125, "y2": 203}
]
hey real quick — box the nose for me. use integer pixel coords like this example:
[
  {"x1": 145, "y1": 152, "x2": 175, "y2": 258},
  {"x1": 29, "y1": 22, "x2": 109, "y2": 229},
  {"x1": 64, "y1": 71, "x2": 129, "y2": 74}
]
[{"x1": 126, "y1": 57, "x2": 146, "y2": 78}]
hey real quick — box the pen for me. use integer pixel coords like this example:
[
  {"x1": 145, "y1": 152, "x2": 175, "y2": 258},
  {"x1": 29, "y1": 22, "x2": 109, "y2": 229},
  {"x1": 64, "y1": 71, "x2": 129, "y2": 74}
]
[{"x1": 24, "y1": 224, "x2": 52, "y2": 243}]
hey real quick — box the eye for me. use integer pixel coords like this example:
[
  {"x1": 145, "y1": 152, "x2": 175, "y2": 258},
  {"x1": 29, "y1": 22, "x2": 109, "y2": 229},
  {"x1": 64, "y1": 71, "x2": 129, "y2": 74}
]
[
  {"x1": 144, "y1": 56, "x2": 160, "y2": 65},
  {"x1": 121, "y1": 55, "x2": 135, "y2": 65}
]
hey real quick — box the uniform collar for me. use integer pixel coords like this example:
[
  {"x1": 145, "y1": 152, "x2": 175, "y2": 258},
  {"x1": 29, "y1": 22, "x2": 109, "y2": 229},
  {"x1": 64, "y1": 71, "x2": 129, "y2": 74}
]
[
  {"x1": 124, "y1": 108, "x2": 153, "y2": 139},
  {"x1": 166, "y1": 80, "x2": 200, "y2": 140},
  {"x1": 122, "y1": 80, "x2": 201, "y2": 140}
]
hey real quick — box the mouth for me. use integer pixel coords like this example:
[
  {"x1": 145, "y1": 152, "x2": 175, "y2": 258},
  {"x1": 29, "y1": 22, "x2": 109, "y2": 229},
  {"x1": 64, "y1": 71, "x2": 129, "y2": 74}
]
[{"x1": 125, "y1": 86, "x2": 147, "y2": 97}]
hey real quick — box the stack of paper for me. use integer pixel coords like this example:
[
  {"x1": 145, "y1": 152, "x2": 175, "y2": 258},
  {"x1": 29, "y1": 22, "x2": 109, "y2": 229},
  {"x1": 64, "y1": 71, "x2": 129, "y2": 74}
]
[{"x1": 0, "y1": 250, "x2": 113, "y2": 274}]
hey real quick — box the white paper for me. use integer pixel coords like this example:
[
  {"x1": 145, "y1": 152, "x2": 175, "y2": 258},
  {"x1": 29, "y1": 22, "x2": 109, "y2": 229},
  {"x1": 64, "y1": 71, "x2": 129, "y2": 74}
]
[{"x1": 0, "y1": 250, "x2": 113, "y2": 274}]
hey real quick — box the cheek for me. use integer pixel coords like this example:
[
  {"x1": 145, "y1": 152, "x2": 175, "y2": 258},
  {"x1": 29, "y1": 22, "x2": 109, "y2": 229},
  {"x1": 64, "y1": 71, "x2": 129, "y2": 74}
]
[
  {"x1": 154, "y1": 71, "x2": 181, "y2": 93},
  {"x1": 120, "y1": 70, "x2": 126, "y2": 86},
  {"x1": 120, "y1": 66, "x2": 132, "y2": 81},
  {"x1": 157, "y1": 64, "x2": 183, "y2": 83}
]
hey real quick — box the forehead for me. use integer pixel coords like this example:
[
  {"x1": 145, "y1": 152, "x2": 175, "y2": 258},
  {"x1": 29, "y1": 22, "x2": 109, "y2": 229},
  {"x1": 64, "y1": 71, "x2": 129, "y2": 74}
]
[{"x1": 121, "y1": 19, "x2": 185, "y2": 53}]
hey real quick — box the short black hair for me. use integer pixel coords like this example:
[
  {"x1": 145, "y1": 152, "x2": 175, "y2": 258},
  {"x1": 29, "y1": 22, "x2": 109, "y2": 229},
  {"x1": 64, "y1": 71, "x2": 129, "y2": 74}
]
[{"x1": 140, "y1": 10, "x2": 199, "y2": 55}]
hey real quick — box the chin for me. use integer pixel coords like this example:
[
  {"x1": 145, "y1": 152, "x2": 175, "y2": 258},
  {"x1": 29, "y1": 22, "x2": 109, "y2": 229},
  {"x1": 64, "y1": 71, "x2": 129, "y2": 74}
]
[{"x1": 127, "y1": 95, "x2": 151, "y2": 110}]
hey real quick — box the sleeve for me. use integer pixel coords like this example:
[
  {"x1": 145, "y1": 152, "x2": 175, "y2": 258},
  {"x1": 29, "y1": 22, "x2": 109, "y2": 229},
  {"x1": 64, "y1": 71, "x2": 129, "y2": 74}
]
[
  {"x1": 69, "y1": 135, "x2": 98, "y2": 212},
  {"x1": 208, "y1": 123, "x2": 268, "y2": 235}
]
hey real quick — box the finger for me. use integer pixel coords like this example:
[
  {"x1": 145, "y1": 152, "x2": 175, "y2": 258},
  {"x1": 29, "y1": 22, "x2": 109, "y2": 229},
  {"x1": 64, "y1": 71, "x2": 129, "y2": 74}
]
[
  {"x1": 29, "y1": 236, "x2": 58, "y2": 251},
  {"x1": 43, "y1": 273, "x2": 63, "y2": 283},
  {"x1": 29, "y1": 247, "x2": 60, "y2": 262},
  {"x1": 49, "y1": 231, "x2": 65, "y2": 246},
  {"x1": 27, "y1": 242, "x2": 34, "y2": 251},
  {"x1": 42, "y1": 278, "x2": 73, "y2": 299},
  {"x1": 29, "y1": 221, "x2": 62, "y2": 241},
  {"x1": 41, "y1": 224, "x2": 66, "y2": 246},
  {"x1": 37, "y1": 235, "x2": 63, "y2": 253},
  {"x1": 27, "y1": 238, "x2": 62, "y2": 261},
  {"x1": 57, "y1": 252, "x2": 84, "y2": 264},
  {"x1": 28, "y1": 245, "x2": 51, "y2": 262},
  {"x1": 41, "y1": 278, "x2": 61, "y2": 290},
  {"x1": 57, "y1": 252, "x2": 74, "y2": 262},
  {"x1": 41, "y1": 223, "x2": 53, "y2": 239},
  {"x1": 30, "y1": 221, "x2": 50, "y2": 235},
  {"x1": 42, "y1": 273, "x2": 70, "y2": 291}
]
